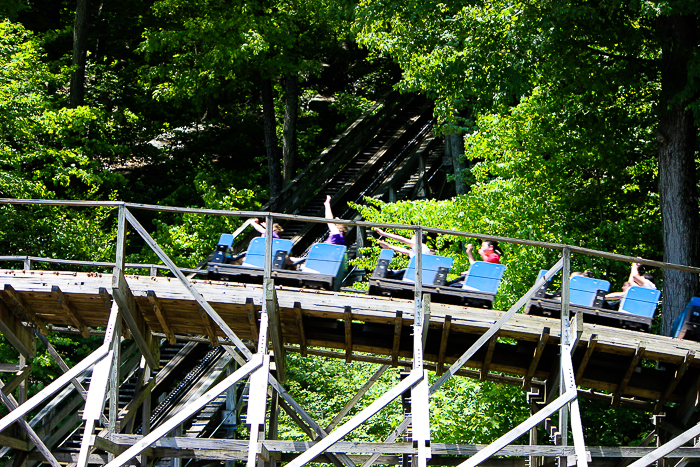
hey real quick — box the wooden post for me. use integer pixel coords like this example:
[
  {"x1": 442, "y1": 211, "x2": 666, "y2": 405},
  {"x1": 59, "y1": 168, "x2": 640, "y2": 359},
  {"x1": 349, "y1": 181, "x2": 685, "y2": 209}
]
[
  {"x1": 560, "y1": 246, "x2": 571, "y2": 462},
  {"x1": 140, "y1": 361, "x2": 151, "y2": 467},
  {"x1": 108, "y1": 318, "x2": 121, "y2": 461}
]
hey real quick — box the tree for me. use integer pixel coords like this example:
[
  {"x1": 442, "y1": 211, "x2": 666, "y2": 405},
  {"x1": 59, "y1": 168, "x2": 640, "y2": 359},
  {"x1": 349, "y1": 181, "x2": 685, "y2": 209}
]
[
  {"x1": 354, "y1": 0, "x2": 700, "y2": 333},
  {"x1": 0, "y1": 20, "x2": 122, "y2": 261},
  {"x1": 70, "y1": 0, "x2": 90, "y2": 107},
  {"x1": 139, "y1": 0, "x2": 353, "y2": 199}
]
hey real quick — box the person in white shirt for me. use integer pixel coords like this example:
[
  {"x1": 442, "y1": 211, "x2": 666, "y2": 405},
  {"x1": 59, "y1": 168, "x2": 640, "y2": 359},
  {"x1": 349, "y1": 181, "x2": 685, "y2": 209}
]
[
  {"x1": 373, "y1": 227, "x2": 433, "y2": 279},
  {"x1": 605, "y1": 262, "x2": 656, "y2": 301}
]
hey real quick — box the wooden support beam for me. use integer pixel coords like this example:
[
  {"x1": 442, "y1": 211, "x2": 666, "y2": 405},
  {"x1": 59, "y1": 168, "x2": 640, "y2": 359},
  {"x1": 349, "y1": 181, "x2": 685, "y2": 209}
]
[
  {"x1": 147, "y1": 290, "x2": 175, "y2": 344},
  {"x1": 0, "y1": 344, "x2": 109, "y2": 432},
  {"x1": 344, "y1": 306, "x2": 353, "y2": 363},
  {"x1": 246, "y1": 297, "x2": 259, "y2": 348},
  {"x1": 266, "y1": 281, "x2": 286, "y2": 383},
  {"x1": 277, "y1": 398, "x2": 345, "y2": 467},
  {"x1": 672, "y1": 360, "x2": 700, "y2": 425},
  {"x1": 0, "y1": 433, "x2": 29, "y2": 451},
  {"x1": 612, "y1": 342, "x2": 645, "y2": 408},
  {"x1": 124, "y1": 208, "x2": 252, "y2": 360},
  {"x1": 111, "y1": 270, "x2": 159, "y2": 370},
  {"x1": 458, "y1": 388, "x2": 578, "y2": 467},
  {"x1": 391, "y1": 311, "x2": 403, "y2": 367},
  {"x1": 524, "y1": 327, "x2": 550, "y2": 390},
  {"x1": 626, "y1": 417, "x2": 700, "y2": 467},
  {"x1": 52, "y1": 285, "x2": 89, "y2": 338},
  {"x1": 421, "y1": 294, "x2": 431, "y2": 352},
  {"x1": 655, "y1": 351, "x2": 694, "y2": 415},
  {"x1": 0, "y1": 364, "x2": 19, "y2": 373},
  {"x1": 294, "y1": 302, "x2": 307, "y2": 357},
  {"x1": 1, "y1": 365, "x2": 32, "y2": 396},
  {"x1": 268, "y1": 375, "x2": 356, "y2": 467},
  {"x1": 575, "y1": 334, "x2": 598, "y2": 382},
  {"x1": 412, "y1": 371, "x2": 432, "y2": 467},
  {"x1": 34, "y1": 331, "x2": 110, "y2": 425},
  {"x1": 480, "y1": 335, "x2": 497, "y2": 381},
  {"x1": 78, "y1": 350, "x2": 114, "y2": 467},
  {"x1": 99, "y1": 287, "x2": 113, "y2": 308},
  {"x1": 437, "y1": 316, "x2": 451, "y2": 376},
  {"x1": 431, "y1": 258, "x2": 564, "y2": 395},
  {"x1": 285, "y1": 371, "x2": 424, "y2": 467},
  {"x1": 0, "y1": 379, "x2": 61, "y2": 467},
  {"x1": 3, "y1": 284, "x2": 48, "y2": 335},
  {"x1": 103, "y1": 357, "x2": 262, "y2": 467}
]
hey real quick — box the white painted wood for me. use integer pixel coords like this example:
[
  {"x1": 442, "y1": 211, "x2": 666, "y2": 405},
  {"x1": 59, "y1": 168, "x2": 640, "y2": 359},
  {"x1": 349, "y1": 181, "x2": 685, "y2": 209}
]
[
  {"x1": 0, "y1": 380, "x2": 61, "y2": 467},
  {"x1": 247, "y1": 355, "x2": 270, "y2": 467},
  {"x1": 124, "y1": 208, "x2": 253, "y2": 360},
  {"x1": 0, "y1": 344, "x2": 109, "y2": 432},
  {"x1": 285, "y1": 371, "x2": 423, "y2": 467},
  {"x1": 268, "y1": 375, "x2": 356, "y2": 467},
  {"x1": 430, "y1": 258, "x2": 564, "y2": 395},
  {"x1": 626, "y1": 422, "x2": 700, "y2": 467},
  {"x1": 75, "y1": 419, "x2": 96, "y2": 467},
  {"x1": 412, "y1": 371, "x2": 431, "y2": 467},
  {"x1": 560, "y1": 248, "x2": 571, "y2": 458},
  {"x1": 103, "y1": 357, "x2": 262, "y2": 467},
  {"x1": 83, "y1": 350, "x2": 114, "y2": 421},
  {"x1": 562, "y1": 347, "x2": 588, "y2": 467},
  {"x1": 458, "y1": 389, "x2": 578, "y2": 467}
]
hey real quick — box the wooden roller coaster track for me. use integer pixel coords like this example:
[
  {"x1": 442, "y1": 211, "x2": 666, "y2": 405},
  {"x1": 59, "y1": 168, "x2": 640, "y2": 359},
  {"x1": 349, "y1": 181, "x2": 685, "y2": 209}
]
[{"x1": 2, "y1": 200, "x2": 700, "y2": 467}]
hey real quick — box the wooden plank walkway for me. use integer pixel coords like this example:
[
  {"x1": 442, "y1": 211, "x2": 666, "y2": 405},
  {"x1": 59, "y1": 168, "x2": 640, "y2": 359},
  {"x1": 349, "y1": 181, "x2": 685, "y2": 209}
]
[{"x1": 3, "y1": 269, "x2": 700, "y2": 408}]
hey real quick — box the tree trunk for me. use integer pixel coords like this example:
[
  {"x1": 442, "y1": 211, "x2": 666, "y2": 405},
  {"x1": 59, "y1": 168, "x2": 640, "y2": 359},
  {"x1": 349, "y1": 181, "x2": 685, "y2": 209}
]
[
  {"x1": 261, "y1": 76, "x2": 283, "y2": 201},
  {"x1": 70, "y1": 0, "x2": 90, "y2": 108},
  {"x1": 657, "y1": 14, "x2": 700, "y2": 335},
  {"x1": 448, "y1": 133, "x2": 466, "y2": 195},
  {"x1": 282, "y1": 72, "x2": 299, "y2": 185}
]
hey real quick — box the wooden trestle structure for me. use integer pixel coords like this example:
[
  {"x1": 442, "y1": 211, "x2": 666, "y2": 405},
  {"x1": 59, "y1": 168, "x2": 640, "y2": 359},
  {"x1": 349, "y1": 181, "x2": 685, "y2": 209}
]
[{"x1": 2, "y1": 199, "x2": 700, "y2": 467}]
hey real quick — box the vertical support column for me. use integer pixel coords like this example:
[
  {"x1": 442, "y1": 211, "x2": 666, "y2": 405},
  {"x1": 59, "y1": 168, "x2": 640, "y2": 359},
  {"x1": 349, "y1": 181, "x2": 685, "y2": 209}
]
[
  {"x1": 172, "y1": 425, "x2": 182, "y2": 467},
  {"x1": 141, "y1": 362, "x2": 151, "y2": 467},
  {"x1": 16, "y1": 354, "x2": 27, "y2": 466},
  {"x1": 560, "y1": 247, "x2": 571, "y2": 466},
  {"x1": 266, "y1": 391, "x2": 280, "y2": 467},
  {"x1": 412, "y1": 227, "x2": 430, "y2": 467},
  {"x1": 248, "y1": 222, "x2": 273, "y2": 467},
  {"x1": 23, "y1": 257, "x2": 31, "y2": 271},
  {"x1": 108, "y1": 318, "x2": 121, "y2": 460},
  {"x1": 110, "y1": 204, "x2": 127, "y2": 462}
]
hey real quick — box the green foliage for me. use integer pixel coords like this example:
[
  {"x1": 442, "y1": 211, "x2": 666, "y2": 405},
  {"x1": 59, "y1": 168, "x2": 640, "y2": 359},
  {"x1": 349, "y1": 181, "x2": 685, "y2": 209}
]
[
  {"x1": 279, "y1": 354, "x2": 531, "y2": 444},
  {"x1": 0, "y1": 20, "x2": 122, "y2": 263},
  {"x1": 128, "y1": 172, "x2": 260, "y2": 269}
]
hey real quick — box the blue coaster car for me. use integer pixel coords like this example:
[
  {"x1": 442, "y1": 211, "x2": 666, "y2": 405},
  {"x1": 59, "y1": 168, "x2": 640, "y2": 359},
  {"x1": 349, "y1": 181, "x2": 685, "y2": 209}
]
[
  {"x1": 672, "y1": 297, "x2": 700, "y2": 341},
  {"x1": 208, "y1": 235, "x2": 293, "y2": 282},
  {"x1": 368, "y1": 250, "x2": 504, "y2": 309},
  {"x1": 525, "y1": 273, "x2": 660, "y2": 332},
  {"x1": 208, "y1": 236, "x2": 347, "y2": 291}
]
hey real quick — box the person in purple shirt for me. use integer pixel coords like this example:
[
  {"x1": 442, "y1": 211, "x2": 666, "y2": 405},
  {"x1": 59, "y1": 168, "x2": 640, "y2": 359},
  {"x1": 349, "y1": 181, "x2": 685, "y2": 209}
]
[
  {"x1": 251, "y1": 218, "x2": 283, "y2": 238},
  {"x1": 324, "y1": 195, "x2": 347, "y2": 245}
]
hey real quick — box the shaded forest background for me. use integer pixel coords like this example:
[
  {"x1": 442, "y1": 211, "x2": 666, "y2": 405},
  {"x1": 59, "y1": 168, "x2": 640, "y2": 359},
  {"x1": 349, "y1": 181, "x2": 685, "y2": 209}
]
[{"x1": 0, "y1": 0, "x2": 699, "y2": 453}]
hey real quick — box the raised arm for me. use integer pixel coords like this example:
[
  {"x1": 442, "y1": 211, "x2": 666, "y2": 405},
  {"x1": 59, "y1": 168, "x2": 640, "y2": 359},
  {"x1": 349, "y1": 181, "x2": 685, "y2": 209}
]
[
  {"x1": 629, "y1": 262, "x2": 654, "y2": 288},
  {"x1": 373, "y1": 228, "x2": 415, "y2": 247},
  {"x1": 324, "y1": 195, "x2": 341, "y2": 234},
  {"x1": 378, "y1": 239, "x2": 412, "y2": 256},
  {"x1": 251, "y1": 218, "x2": 266, "y2": 235},
  {"x1": 466, "y1": 243, "x2": 477, "y2": 265}
]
